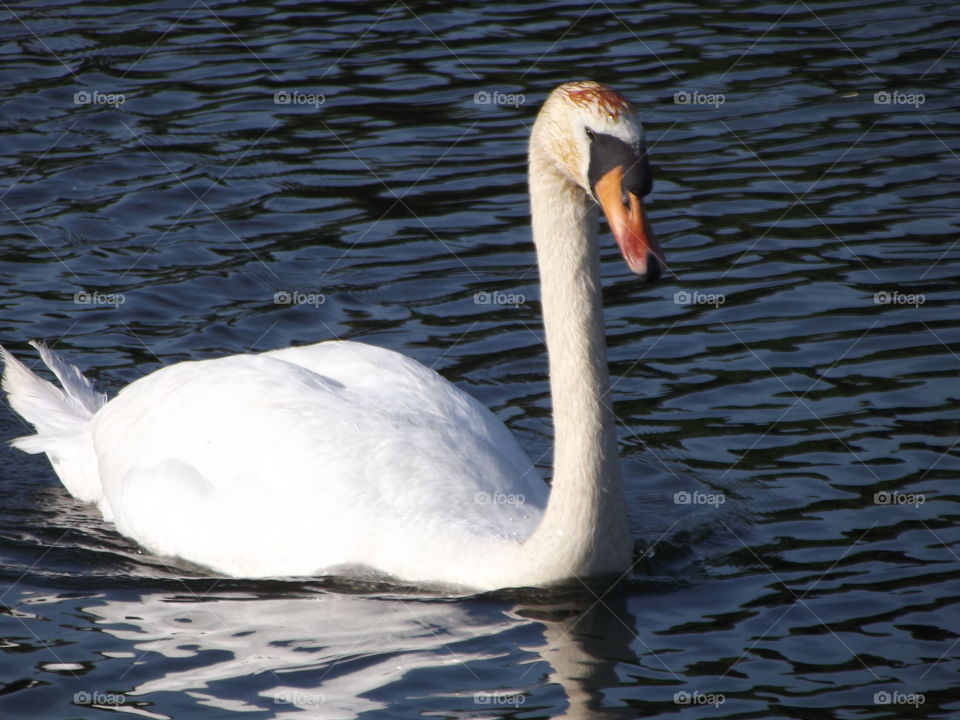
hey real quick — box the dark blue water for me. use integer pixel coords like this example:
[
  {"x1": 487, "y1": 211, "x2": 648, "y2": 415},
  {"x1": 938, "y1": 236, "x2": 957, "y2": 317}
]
[{"x1": 1, "y1": 0, "x2": 959, "y2": 717}]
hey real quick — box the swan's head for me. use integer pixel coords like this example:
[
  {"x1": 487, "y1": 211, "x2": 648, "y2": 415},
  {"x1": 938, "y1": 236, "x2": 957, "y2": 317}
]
[{"x1": 532, "y1": 81, "x2": 665, "y2": 281}]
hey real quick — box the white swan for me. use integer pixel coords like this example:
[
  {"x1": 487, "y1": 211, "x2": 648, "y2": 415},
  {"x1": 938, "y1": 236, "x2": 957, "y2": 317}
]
[{"x1": 1, "y1": 81, "x2": 665, "y2": 592}]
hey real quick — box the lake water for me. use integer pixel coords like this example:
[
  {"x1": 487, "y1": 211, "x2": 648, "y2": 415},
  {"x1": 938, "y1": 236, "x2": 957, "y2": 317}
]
[{"x1": 1, "y1": 0, "x2": 958, "y2": 717}]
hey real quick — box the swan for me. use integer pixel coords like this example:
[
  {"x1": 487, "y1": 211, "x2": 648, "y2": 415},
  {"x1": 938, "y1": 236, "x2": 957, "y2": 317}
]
[{"x1": 1, "y1": 81, "x2": 665, "y2": 592}]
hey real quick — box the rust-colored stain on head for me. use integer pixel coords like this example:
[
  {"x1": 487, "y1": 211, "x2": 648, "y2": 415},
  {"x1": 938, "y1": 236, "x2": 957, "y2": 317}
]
[{"x1": 559, "y1": 81, "x2": 633, "y2": 120}]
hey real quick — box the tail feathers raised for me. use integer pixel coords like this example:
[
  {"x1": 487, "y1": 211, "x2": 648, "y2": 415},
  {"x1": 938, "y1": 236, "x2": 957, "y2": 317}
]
[
  {"x1": 1, "y1": 341, "x2": 106, "y2": 502},
  {"x1": 29, "y1": 340, "x2": 106, "y2": 416}
]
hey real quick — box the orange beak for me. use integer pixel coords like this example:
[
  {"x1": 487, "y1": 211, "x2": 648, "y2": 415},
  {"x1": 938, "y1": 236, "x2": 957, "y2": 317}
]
[{"x1": 594, "y1": 166, "x2": 664, "y2": 280}]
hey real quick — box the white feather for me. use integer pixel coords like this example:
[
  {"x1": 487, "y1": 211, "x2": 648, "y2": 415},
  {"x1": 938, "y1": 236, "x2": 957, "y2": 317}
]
[
  {"x1": 88, "y1": 342, "x2": 547, "y2": 585},
  {"x1": 1, "y1": 82, "x2": 648, "y2": 591},
  {"x1": 1, "y1": 342, "x2": 104, "y2": 502}
]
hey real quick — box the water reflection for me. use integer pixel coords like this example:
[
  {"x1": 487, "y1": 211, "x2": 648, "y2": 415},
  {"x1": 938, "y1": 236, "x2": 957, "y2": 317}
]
[{"x1": 79, "y1": 587, "x2": 639, "y2": 718}]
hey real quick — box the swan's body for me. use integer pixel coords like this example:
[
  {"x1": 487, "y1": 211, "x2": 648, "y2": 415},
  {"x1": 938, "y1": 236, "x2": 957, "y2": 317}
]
[{"x1": 2, "y1": 81, "x2": 664, "y2": 591}]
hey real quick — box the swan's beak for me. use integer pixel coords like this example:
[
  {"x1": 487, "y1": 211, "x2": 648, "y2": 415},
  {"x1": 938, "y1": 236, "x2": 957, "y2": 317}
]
[{"x1": 595, "y1": 166, "x2": 665, "y2": 281}]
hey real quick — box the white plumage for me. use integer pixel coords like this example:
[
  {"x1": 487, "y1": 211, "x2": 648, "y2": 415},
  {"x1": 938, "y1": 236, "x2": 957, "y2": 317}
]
[
  {"x1": 3, "y1": 341, "x2": 546, "y2": 586},
  {"x1": 2, "y1": 81, "x2": 664, "y2": 591}
]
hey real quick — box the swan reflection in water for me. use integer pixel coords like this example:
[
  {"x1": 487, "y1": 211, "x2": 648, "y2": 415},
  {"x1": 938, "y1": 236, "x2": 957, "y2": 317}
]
[{"x1": 77, "y1": 584, "x2": 641, "y2": 718}]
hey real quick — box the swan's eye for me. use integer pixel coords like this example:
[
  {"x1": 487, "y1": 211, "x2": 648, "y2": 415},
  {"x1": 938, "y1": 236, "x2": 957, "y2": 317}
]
[{"x1": 585, "y1": 127, "x2": 596, "y2": 141}]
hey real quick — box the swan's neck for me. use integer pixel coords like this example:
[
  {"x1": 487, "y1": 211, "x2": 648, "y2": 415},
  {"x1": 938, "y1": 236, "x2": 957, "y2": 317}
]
[{"x1": 518, "y1": 153, "x2": 631, "y2": 582}]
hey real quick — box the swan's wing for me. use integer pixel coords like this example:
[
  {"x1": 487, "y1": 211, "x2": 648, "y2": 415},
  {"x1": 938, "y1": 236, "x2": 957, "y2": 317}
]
[{"x1": 90, "y1": 341, "x2": 547, "y2": 578}]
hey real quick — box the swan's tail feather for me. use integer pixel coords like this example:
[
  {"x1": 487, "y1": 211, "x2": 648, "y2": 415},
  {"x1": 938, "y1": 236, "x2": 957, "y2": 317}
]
[
  {"x1": 1, "y1": 342, "x2": 105, "y2": 502},
  {"x1": 27, "y1": 340, "x2": 107, "y2": 416}
]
